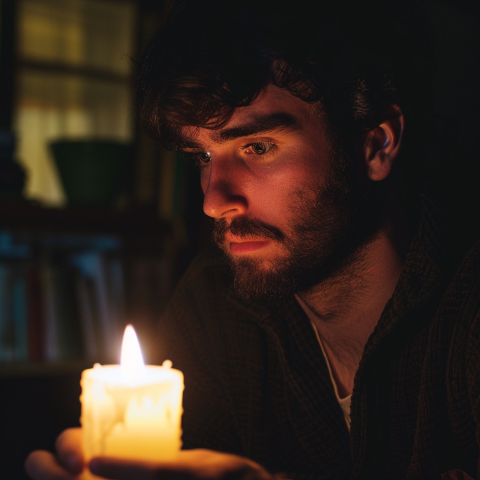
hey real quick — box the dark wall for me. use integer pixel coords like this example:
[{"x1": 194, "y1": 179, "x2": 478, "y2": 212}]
[
  {"x1": 422, "y1": 0, "x2": 480, "y2": 227},
  {"x1": 0, "y1": 372, "x2": 82, "y2": 480}
]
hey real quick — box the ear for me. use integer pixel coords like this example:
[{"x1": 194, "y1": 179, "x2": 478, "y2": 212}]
[{"x1": 363, "y1": 109, "x2": 404, "y2": 182}]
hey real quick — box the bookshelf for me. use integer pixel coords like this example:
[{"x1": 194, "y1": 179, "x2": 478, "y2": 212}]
[
  {"x1": 0, "y1": 200, "x2": 171, "y2": 240},
  {"x1": 0, "y1": 0, "x2": 198, "y2": 376},
  {"x1": 0, "y1": 200, "x2": 175, "y2": 368}
]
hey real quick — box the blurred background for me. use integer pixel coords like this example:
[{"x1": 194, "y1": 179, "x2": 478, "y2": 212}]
[
  {"x1": 0, "y1": 0, "x2": 210, "y2": 477},
  {"x1": 0, "y1": 0, "x2": 478, "y2": 478}
]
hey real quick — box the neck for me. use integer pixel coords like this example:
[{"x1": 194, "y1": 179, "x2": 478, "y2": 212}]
[{"x1": 296, "y1": 221, "x2": 406, "y2": 397}]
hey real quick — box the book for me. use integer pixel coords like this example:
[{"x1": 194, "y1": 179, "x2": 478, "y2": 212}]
[
  {"x1": 40, "y1": 261, "x2": 62, "y2": 361},
  {"x1": 0, "y1": 261, "x2": 28, "y2": 361},
  {"x1": 52, "y1": 263, "x2": 83, "y2": 360},
  {"x1": 103, "y1": 255, "x2": 127, "y2": 357},
  {"x1": 12, "y1": 263, "x2": 28, "y2": 361},
  {"x1": 0, "y1": 262, "x2": 14, "y2": 361},
  {"x1": 26, "y1": 264, "x2": 44, "y2": 361},
  {"x1": 71, "y1": 252, "x2": 120, "y2": 362},
  {"x1": 75, "y1": 274, "x2": 101, "y2": 361}
]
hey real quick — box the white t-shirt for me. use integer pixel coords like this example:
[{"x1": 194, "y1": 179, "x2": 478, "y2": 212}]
[{"x1": 310, "y1": 321, "x2": 352, "y2": 430}]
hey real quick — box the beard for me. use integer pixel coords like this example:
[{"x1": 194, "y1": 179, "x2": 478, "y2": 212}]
[{"x1": 213, "y1": 148, "x2": 384, "y2": 303}]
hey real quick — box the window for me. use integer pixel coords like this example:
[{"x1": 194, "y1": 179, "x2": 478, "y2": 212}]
[{"x1": 14, "y1": 0, "x2": 136, "y2": 206}]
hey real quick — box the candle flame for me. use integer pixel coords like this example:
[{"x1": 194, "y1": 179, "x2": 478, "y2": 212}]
[{"x1": 121, "y1": 325, "x2": 145, "y2": 381}]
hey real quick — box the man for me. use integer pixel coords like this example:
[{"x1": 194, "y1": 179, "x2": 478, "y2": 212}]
[{"x1": 26, "y1": 1, "x2": 480, "y2": 479}]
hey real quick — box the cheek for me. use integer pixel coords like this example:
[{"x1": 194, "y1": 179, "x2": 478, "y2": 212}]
[
  {"x1": 246, "y1": 169, "x2": 318, "y2": 220},
  {"x1": 259, "y1": 158, "x2": 324, "y2": 200}
]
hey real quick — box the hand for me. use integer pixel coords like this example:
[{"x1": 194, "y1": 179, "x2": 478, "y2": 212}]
[
  {"x1": 25, "y1": 427, "x2": 85, "y2": 480},
  {"x1": 89, "y1": 449, "x2": 274, "y2": 480},
  {"x1": 25, "y1": 428, "x2": 274, "y2": 480}
]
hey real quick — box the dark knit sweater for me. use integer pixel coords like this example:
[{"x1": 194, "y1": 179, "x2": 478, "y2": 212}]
[{"x1": 158, "y1": 203, "x2": 480, "y2": 480}]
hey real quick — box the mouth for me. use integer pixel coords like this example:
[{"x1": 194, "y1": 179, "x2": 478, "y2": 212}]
[{"x1": 229, "y1": 240, "x2": 271, "y2": 255}]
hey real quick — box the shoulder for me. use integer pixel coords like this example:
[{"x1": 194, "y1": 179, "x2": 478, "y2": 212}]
[
  {"x1": 161, "y1": 246, "x2": 268, "y2": 350},
  {"x1": 443, "y1": 236, "x2": 480, "y2": 326},
  {"x1": 452, "y1": 238, "x2": 480, "y2": 356},
  {"x1": 159, "y1": 247, "x2": 273, "y2": 401},
  {"x1": 437, "y1": 236, "x2": 480, "y2": 399},
  {"x1": 437, "y1": 237, "x2": 480, "y2": 465},
  {"x1": 453, "y1": 238, "x2": 480, "y2": 295},
  {"x1": 157, "y1": 248, "x2": 235, "y2": 375},
  {"x1": 432, "y1": 236, "x2": 480, "y2": 347}
]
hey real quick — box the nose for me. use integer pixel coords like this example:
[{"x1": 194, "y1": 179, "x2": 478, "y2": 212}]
[{"x1": 202, "y1": 158, "x2": 248, "y2": 219}]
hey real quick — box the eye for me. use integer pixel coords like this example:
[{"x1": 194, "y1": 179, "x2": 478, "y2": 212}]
[
  {"x1": 197, "y1": 152, "x2": 211, "y2": 164},
  {"x1": 184, "y1": 151, "x2": 211, "y2": 168},
  {"x1": 244, "y1": 142, "x2": 275, "y2": 156}
]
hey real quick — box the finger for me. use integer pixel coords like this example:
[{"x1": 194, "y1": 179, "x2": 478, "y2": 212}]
[
  {"x1": 25, "y1": 450, "x2": 77, "y2": 480},
  {"x1": 89, "y1": 457, "x2": 165, "y2": 480},
  {"x1": 176, "y1": 450, "x2": 270, "y2": 480},
  {"x1": 89, "y1": 450, "x2": 269, "y2": 480},
  {"x1": 55, "y1": 428, "x2": 84, "y2": 475},
  {"x1": 89, "y1": 454, "x2": 210, "y2": 480}
]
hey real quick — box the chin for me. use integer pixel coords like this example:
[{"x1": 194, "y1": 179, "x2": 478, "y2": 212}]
[{"x1": 229, "y1": 255, "x2": 301, "y2": 303}]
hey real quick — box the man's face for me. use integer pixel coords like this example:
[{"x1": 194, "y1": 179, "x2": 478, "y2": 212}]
[{"x1": 182, "y1": 85, "x2": 376, "y2": 302}]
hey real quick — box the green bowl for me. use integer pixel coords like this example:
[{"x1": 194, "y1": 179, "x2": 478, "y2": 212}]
[{"x1": 50, "y1": 140, "x2": 131, "y2": 207}]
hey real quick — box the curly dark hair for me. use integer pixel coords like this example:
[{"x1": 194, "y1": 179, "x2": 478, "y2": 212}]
[{"x1": 135, "y1": 0, "x2": 435, "y2": 190}]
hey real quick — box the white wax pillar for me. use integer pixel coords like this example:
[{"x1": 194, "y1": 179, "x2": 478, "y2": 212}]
[{"x1": 80, "y1": 327, "x2": 183, "y2": 478}]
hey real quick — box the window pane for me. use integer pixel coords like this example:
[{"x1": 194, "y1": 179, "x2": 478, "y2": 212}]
[
  {"x1": 14, "y1": 0, "x2": 136, "y2": 206},
  {"x1": 14, "y1": 69, "x2": 133, "y2": 206},
  {"x1": 18, "y1": 0, "x2": 136, "y2": 76}
]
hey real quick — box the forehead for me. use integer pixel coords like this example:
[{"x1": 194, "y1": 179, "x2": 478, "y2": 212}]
[{"x1": 180, "y1": 84, "x2": 320, "y2": 148}]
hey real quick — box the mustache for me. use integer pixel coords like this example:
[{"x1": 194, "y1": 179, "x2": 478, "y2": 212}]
[{"x1": 213, "y1": 217, "x2": 284, "y2": 245}]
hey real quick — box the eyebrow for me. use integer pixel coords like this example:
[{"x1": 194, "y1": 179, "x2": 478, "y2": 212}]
[
  {"x1": 214, "y1": 112, "x2": 301, "y2": 143},
  {"x1": 179, "y1": 112, "x2": 301, "y2": 150}
]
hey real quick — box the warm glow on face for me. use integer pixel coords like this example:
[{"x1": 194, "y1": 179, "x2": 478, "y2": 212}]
[{"x1": 121, "y1": 325, "x2": 145, "y2": 381}]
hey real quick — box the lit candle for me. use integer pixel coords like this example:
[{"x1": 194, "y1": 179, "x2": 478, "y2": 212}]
[{"x1": 80, "y1": 325, "x2": 183, "y2": 477}]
